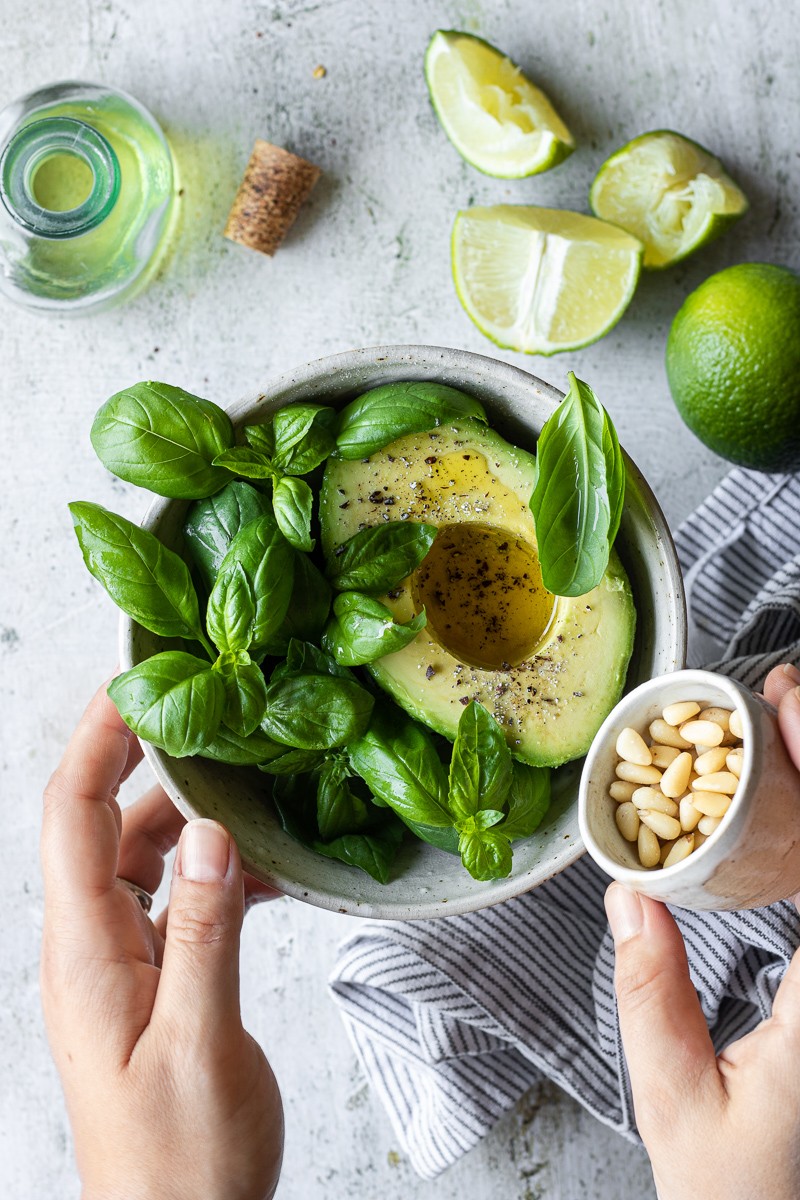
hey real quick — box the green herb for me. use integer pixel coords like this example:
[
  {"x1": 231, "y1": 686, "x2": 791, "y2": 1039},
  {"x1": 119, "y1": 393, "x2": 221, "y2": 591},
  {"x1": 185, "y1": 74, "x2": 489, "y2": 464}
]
[
  {"x1": 334, "y1": 381, "x2": 487, "y2": 459},
  {"x1": 316, "y1": 757, "x2": 370, "y2": 840},
  {"x1": 271, "y1": 638, "x2": 354, "y2": 682},
  {"x1": 90, "y1": 382, "x2": 234, "y2": 499},
  {"x1": 271, "y1": 404, "x2": 337, "y2": 474},
  {"x1": 184, "y1": 482, "x2": 273, "y2": 592},
  {"x1": 529, "y1": 372, "x2": 625, "y2": 597},
  {"x1": 206, "y1": 515, "x2": 294, "y2": 659},
  {"x1": 258, "y1": 555, "x2": 331, "y2": 657},
  {"x1": 69, "y1": 502, "x2": 211, "y2": 653},
  {"x1": 262, "y1": 673, "x2": 374, "y2": 749},
  {"x1": 323, "y1": 592, "x2": 426, "y2": 665},
  {"x1": 273, "y1": 476, "x2": 315, "y2": 551},
  {"x1": 108, "y1": 652, "x2": 225, "y2": 757},
  {"x1": 215, "y1": 652, "x2": 268, "y2": 738},
  {"x1": 457, "y1": 827, "x2": 513, "y2": 882},
  {"x1": 257, "y1": 747, "x2": 328, "y2": 775},
  {"x1": 311, "y1": 826, "x2": 404, "y2": 884},
  {"x1": 501, "y1": 761, "x2": 552, "y2": 841},
  {"x1": 195, "y1": 724, "x2": 287, "y2": 767},
  {"x1": 448, "y1": 700, "x2": 513, "y2": 822},
  {"x1": 327, "y1": 521, "x2": 437, "y2": 593},
  {"x1": 348, "y1": 705, "x2": 452, "y2": 828},
  {"x1": 212, "y1": 447, "x2": 275, "y2": 480}
]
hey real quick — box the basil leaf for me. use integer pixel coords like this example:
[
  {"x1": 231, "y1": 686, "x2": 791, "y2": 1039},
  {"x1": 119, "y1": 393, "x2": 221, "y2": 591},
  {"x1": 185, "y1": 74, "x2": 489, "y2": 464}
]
[
  {"x1": 259, "y1": 554, "x2": 332, "y2": 657},
  {"x1": 499, "y1": 762, "x2": 551, "y2": 841},
  {"x1": 328, "y1": 522, "x2": 437, "y2": 593},
  {"x1": 271, "y1": 638, "x2": 354, "y2": 683},
  {"x1": 348, "y1": 705, "x2": 452, "y2": 828},
  {"x1": 70, "y1": 502, "x2": 204, "y2": 642},
  {"x1": 90, "y1": 382, "x2": 234, "y2": 498},
  {"x1": 206, "y1": 515, "x2": 294, "y2": 657},
  {"x1": 272, "y1": 405, "x2": 337, "y2": 475},
  {"x1": 448, "y1": 701, "x2": 513, "y2": 823},
  {"x1": 108, "y1": 652, "x2": 224, "y2": 757},
  {"x1": 262, "y1": 674, "x2": 374, "y2": 749},
  {"x1": 196, "y1": 723, "x2": 286, "y2": 766},
  {"x1": 323, "y1": 592, "x2": 426, "y2": 665},
  {"x1": 184, "y1": 481, "x2": 272, "y2": 592},
  {"x1": 402, "y1": 819, "x2": 460, "y2": 854},
  {"x1": 273, "y1": 476, "x2": 314, "y2": 552},
  {"x1": 272, "y1": 773, "x2": 318, "y2": 840},
  {"x1": 257, "y1": 747, "x2": 328, "y2": 775},
  {"x1": 244, "y1": 423, "x2": 276, "y2": 457},
  {"x1": 457, "y1": 827, "x2": 513, "y2": 881},
  {"x1": 316, "y1": 758, "x2": 370, "y2": 840},
  {"x1": 215, "y1": 652, "x2": 268, "y2": 737},
  {"x1": 312, "y1": 825, "x2": 403, "y2": 884},
  {"x1": 334, "y1": 381, "x2": 487, "y2": 459},
  {"x1": 529, "y1": 372, "x2": 626, "y2": 597},
  {"x1": 474, "y1": 809, "x2": 505, "y2": 829},
  {"x1": 213, "y1": 447, "x2": 276, "y2": 480}
]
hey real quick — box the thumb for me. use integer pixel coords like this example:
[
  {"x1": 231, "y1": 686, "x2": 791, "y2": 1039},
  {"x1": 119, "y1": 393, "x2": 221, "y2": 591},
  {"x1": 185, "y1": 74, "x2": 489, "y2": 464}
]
[
  {"x1": 604, "y1": 884, "x2": 722, "y2": 1135},
  {"x1": 153, "y1": 819, "x2": 245, "y2": 1039},
  {"x1": 778, "y1": 685, "x2": 800, "y2": 773}
]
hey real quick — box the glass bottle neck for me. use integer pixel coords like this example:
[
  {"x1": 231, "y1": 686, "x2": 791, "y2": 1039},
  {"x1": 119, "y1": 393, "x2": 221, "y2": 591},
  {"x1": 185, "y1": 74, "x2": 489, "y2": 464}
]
[{"x1": 0, "y1": 116, "x2": 120, "y2": 239}]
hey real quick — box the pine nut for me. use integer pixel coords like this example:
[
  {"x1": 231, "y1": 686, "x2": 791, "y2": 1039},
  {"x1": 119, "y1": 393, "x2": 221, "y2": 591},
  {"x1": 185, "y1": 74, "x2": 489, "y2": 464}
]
[
  {"x1": 649, "y1": 719, "x2": 692, "y2": 749},
  {"x1": 660, "y1": 751, "x2": 693, "y2": 798},
  {"x1": 659, "y1": 838, "x2": 676, "y2": 865},
  {"x1": 679, "y1": 797, "x2": 702, "y2": 831},
  {"x1": 691, "y1": 791, "x2": 732, "y2": 818},
  {"x1": 698, "y1": 815, "x2": 722, "y2": 836},
  {"x1": 651, "y1": 744, "x2": 681, "y2": 768},
  {"x1": 632, "y1": 787, "x2": 679, "y2": 817},
  {"x1": 679, "y1": 720, "x2": 724, "y2": 747},
  {"x1": 616, "y1": 802, "x2": 640, "y2": 842},
  {"x1": 663, "y1": 834, "x2": 695, "y2": 868},
  {"x1": 638, "y1": 824, "x2": 661, "y2": 868},
  {"x1": 698, "y1": 706, "x2": 732, "y2": 731},
  {"x1": 690, "y1": 771, "x2": 738, "y2": 795},
  {"x1": 615, "y1": 726, "x2": 652, "y2": 765},
  {"x1": 662, "y1": 700, "x2": 700, "y2": 726},
  {"x1": 616, "y1": 762, "x2": 663, "y2": 785},
  {"x1": 694, "y1": 831, "x2": 708, "y2": 849},
  {"x1": 609, "y1": 780, "x2": 638, "y2": 803},
  {"x1": 729, "y1": 708, "x2": 744, "y2": 739},
  {"x1": 726, "y1": 750, "x2": 744, "y2": 778},
  {"x1": 639, "y1": 810, "x2": 681, "y2": 840},
  {"x1": 694, "y1": 746, "x2": 730, "y2": 775}
]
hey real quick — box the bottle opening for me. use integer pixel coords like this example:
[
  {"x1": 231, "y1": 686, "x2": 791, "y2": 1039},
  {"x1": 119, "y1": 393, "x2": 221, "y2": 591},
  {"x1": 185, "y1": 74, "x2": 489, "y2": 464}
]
[
  {"x1": 31, "y1": 151, "x2": 95, "y2": 212},
  {"x1": 411, "y1": 522, "x2": 557, "y2": 671},
  {"x1": 0, "y1": 116, "x2": 119, "y2": 238}
]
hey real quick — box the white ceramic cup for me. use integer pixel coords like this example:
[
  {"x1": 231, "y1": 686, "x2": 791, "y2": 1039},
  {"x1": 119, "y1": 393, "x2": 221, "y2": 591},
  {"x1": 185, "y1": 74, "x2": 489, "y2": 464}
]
[{"x1": 579, "y1": 668, "x2": 800, "y2": 910}]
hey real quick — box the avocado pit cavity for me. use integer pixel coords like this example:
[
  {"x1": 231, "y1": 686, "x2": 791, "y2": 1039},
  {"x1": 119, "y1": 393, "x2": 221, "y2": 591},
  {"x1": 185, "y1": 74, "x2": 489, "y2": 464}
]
[{"x1": 412, "y1": 522, "x2": 555, "y2": 671}]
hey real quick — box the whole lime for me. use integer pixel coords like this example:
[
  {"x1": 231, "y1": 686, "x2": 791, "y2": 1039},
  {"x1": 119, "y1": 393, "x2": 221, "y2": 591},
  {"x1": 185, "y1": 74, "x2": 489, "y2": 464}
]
[{"x1": 665, "y1": 262, "x2": 800, "y2": 472}]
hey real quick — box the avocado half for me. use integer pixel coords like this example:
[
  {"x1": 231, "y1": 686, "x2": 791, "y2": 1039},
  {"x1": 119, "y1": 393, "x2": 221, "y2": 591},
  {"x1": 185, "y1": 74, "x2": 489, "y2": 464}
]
[{"x1": 319, "y1": 418, "x2": 635, "y2": 767}]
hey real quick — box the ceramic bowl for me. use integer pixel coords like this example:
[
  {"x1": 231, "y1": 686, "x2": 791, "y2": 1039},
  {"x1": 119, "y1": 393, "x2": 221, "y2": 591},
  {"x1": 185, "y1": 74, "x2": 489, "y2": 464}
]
[
  {"x1": 579, "y1": 668, "x2": 800, "y2": 909},
  {"x1": 120, "y1": 344, "x2": 686, "y2": 919}
]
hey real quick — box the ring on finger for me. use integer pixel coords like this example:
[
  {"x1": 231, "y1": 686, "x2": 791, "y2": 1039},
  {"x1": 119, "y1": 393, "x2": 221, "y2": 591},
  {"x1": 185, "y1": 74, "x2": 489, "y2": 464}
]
[{"x1": 116, "y1": 876, "x2": 154, "y2": 914}]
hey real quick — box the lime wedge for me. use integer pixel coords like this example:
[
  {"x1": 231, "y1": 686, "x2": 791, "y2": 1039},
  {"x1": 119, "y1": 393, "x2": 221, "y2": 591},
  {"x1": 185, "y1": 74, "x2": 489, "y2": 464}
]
[
  {"x1": 452, "y1": 206, "x2": 643, "y2": 355},
  {"x1": 424, "y1": 30, "x2": 575, "y2": 178},
  {"x1": 590, "y1": 130, "x2": 748, "y2": 269}
]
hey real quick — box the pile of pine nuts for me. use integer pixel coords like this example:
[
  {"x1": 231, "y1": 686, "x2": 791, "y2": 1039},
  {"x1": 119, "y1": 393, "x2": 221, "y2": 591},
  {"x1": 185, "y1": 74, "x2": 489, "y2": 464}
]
[{"x1": 611, "y1": 700, "x2": 745, "y2": 869}]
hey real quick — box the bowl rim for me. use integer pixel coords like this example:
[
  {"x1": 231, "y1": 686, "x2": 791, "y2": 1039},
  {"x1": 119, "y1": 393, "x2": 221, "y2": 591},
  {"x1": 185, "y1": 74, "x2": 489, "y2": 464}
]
[{"x1": 119, "y1": 343, "x2": 687, "y2": 919}]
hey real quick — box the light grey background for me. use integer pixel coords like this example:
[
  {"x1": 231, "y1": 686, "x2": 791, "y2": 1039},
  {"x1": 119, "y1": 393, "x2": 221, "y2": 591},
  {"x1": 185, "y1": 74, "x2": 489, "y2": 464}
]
[{"x1": 1, "y1": 0, "x2": 796, "y2": 1196}]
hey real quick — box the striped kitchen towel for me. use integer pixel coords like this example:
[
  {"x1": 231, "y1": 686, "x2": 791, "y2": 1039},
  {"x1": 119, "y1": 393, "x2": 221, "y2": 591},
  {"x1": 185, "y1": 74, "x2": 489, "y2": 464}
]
[{"x1": 328, "y1": 467, "x2": 800, "y2": 1179}]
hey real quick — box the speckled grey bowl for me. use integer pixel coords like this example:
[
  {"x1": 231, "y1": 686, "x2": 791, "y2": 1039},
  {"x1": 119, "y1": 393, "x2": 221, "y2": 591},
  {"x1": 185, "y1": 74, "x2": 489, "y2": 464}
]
[{"x1": 119, "y1": 345, "x2": 686, "y2": 919}]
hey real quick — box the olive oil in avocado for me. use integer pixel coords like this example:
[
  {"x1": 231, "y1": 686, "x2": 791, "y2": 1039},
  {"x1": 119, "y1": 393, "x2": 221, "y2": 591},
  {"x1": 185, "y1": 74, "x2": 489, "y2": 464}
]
[{"x1": 413, "y1": 522, "x2": 555, "y2": 671}]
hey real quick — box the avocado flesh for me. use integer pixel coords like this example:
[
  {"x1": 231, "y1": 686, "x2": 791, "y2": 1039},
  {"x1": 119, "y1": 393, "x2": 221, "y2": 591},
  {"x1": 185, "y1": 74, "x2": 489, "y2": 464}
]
[{"x1": 320, "y1": 419, "x2": 636, "y2": 767}]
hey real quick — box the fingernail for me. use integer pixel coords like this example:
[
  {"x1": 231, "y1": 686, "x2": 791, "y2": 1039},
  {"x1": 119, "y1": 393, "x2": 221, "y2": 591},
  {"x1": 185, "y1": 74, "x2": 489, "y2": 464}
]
[
  {"x1": 783, "y1": 663, "x2": 800, "y2": 683},
  {"x1": 795, "y1": 686, "x2": 800, "y2": 704},
  {"x1": 605, "y1": 883, "x2": 644, "y2": 943},
  {"x1": 178, "y1": 820, "x2": 231, "y2": 883}
]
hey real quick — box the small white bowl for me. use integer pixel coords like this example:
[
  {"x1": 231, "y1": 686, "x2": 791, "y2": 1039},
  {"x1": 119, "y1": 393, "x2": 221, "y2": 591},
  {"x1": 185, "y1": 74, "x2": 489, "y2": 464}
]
[{"x1": 579, "y1": 668, "x2": 800, "y2": 910}]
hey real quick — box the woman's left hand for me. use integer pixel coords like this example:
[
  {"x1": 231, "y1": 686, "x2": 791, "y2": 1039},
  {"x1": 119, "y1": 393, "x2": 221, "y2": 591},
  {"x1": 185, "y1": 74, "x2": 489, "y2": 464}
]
[{"x1": 40, "y1": 681, "x2": 284, "y2": 1200}]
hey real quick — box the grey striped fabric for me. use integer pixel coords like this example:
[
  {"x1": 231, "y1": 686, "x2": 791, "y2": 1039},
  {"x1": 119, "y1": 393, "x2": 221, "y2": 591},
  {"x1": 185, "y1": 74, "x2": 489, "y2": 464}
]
[{"x1": 328, "y1": 468, "x2": 800, "y2": 1179}]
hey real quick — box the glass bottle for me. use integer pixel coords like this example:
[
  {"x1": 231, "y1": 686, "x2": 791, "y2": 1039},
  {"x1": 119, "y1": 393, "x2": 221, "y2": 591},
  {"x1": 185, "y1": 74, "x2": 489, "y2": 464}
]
[{"x1": 0, "y1": 81, "x2": 175, "y2": 313}]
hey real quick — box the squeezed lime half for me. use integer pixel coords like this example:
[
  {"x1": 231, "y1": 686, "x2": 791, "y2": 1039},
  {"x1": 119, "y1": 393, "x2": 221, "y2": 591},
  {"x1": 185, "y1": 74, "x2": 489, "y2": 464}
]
[{"x1": 590, "y1": 130, "x2": 748, "y2": 269}]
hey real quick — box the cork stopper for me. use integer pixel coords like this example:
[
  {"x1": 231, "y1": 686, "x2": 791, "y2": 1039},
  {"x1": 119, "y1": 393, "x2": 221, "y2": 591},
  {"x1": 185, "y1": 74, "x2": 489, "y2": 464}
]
[{"x1": 223, "y1": 139, "x2": 321, "y2": 256}]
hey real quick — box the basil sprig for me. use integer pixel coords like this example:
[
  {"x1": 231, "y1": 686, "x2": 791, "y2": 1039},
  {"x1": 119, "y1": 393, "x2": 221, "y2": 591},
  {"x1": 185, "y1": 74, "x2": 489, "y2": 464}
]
[
  {"x1": 327, "y1": 522, "x2": 437, "y2": 593},
  {"x1": 206, "y1": 514, "x2": 294, "y2": 659},
  {"x1": 108, "y1": 652, "x2": 225, "y2": 757},
  {"x1": 334, "y1": 381, "x2": 487, "y2": 459},
  {"x1": 529, "y1": 372, "x2": 626, "y2": 598},
  {"x1": 91, "y1": 382, "x2": 235, "y2": 499},
  {"x1": 323, "y1": 593, "x2": 426, "y2": 666}
]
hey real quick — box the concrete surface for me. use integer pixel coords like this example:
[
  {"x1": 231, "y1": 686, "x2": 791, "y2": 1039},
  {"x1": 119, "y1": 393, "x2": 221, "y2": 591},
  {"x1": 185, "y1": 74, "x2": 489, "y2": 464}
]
[{"x1": 1, "y1": 0, "x2": 797, "y2": 1196}]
